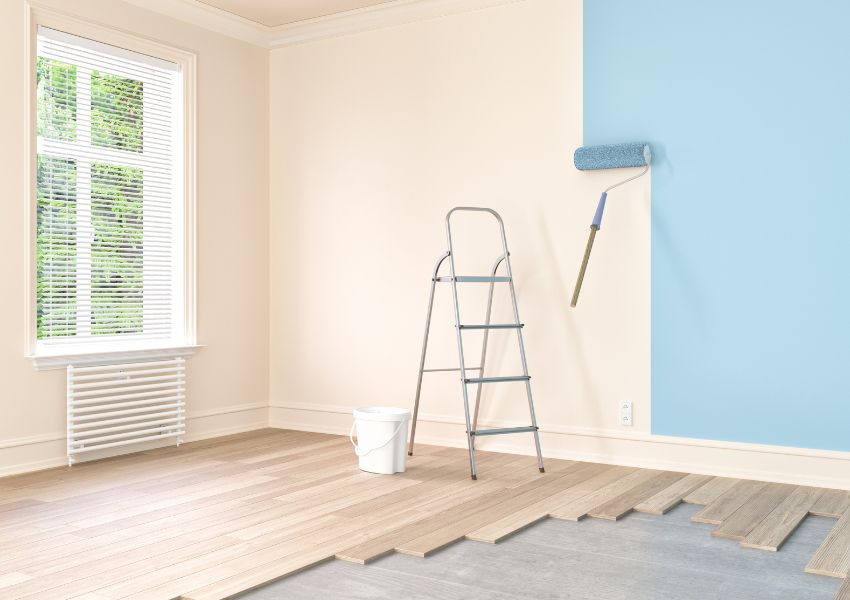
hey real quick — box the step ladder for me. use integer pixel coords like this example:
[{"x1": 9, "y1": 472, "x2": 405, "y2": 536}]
[{"x1": 408, "y1": 207, "x2": 545, "y2": 480}]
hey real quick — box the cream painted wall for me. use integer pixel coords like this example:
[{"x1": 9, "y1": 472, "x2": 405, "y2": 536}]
[
  {"x1": 0, "y1": 0, "x2": 270, "y2": 475},
  {"x1": 268, "y1": 0, "x2": 652, "y2": 455},
  {"x1": 4, "y1": 0, "x2": 844, "y2": 488}
]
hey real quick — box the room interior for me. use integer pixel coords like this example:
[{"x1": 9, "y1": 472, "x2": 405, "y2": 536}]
[{"x1": 1, "y1": 0, "x2": 849, "y2": 598}]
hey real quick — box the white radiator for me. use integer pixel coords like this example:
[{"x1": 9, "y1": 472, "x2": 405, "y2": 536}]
[{"x1": 67, "y1": 358, "x2": 186, "y2": 465}]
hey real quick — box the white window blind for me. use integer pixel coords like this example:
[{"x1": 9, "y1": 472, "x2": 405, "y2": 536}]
[{"x1": 35, "y1": 27, "x2": 185, "y2": 354}]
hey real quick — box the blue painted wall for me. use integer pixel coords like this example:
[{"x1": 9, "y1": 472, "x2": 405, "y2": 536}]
[{"x1": 584, "y1": 0, "x2": 850, "y2": 451}]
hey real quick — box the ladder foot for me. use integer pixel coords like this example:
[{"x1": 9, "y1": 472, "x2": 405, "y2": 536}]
[
  {"x1": 539, "y1": 467, "x2": 545, "y2": 473},
  {"x1": 408, "y1": 452, "x2": 413, "y2": 456},
  {"x1": 471, "y1": 474, "x2": 477, "y2": 480}
]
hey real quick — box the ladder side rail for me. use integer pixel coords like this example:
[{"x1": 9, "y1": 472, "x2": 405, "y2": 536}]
[
  {"x1": 408, "y1": 251, "x2": 450, "y2": 456},
  {"x1": 499, "y1": 223, "x2": 546, "y2": 473},
  {"x1": 445, "y1": 211, "x2": 479, "y2": 479},
  {"x1": 471, "y1": 253, "x2": 506, "y2": 450}
]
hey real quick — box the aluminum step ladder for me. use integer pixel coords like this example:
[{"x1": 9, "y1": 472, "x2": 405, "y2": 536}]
[{"x1": 408, "y1": 207, "x2": 545, "y2": 480}]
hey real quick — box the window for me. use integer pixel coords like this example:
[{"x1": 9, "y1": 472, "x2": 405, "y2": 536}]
[{"x1": 33, "y1": 26, "x2": 193, "y2": 360}]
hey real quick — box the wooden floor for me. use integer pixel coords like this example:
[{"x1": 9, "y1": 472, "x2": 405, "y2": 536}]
[{"x1": 0, "y1": 429, "x2": 848, "y2": 600}]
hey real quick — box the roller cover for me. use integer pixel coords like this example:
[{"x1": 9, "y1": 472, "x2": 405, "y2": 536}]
[{"x1": 574, "y1": 142, "x2": 650, "y2": 170}]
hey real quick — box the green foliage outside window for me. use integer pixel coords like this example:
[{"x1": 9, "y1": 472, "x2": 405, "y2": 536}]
[
  {"x1": 91, "y1": 163, "x2": 144, "y2": 335},
  {"x1": 91, "y1": 71, "x2": 144, "y2": 152},
  {"x1": 36, "y1": 57, "x2": 77, "y2": 142},
  {"x1": 36, "y1": 155, "x2": 78, "y2": 338}
]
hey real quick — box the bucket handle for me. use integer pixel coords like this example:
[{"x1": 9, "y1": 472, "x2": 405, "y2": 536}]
[{"x1": 349, "y1": 419, "x2": 406, "y2": 457}]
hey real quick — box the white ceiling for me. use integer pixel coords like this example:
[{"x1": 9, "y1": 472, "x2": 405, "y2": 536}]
[{"x1": 197, "y1": 0, "x2": 396, "y2": 27}]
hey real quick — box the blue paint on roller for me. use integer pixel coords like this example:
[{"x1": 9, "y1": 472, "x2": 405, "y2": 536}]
[{"x1": 574, "y1": 142, "x2": 650, "y2": 171}]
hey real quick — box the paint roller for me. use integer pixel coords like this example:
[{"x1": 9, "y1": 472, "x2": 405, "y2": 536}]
[{"x1": 570, "y1": 142, "x2": 652, "y2": 307}]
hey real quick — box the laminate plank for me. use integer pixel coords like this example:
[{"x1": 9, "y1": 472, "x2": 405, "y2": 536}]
[
  {"x1": 589, "y1": 471, "x2": 688, "y2": 521},
  {"x1": 0, "y1": 573, "x2": 32, "y2": 588},
  {"x1": 396, "y1": 464, "x2": 602, "y2": 557},
  {"x1": 635, "y1": 473, "x2": 713, "y2": 515},
  {"x1": 238, "y1": 437, "x2": 351, "y2": 465},
  {"x1": 466, "y1": 462, "x2": 616, "y2": 543},
  {"x1": 2, "y1": 499, "x2": 290, "y2": 588},
  {"x1": 550, "y1": 468, "x2": 661, "y2": 521},
  {"x1": 226, "y1": 478, "x2": 419, "y2": 542},
  {"x1": 835, "y1": 576, "x2": 850, "y2": 600},
  {"x1": 181, "y1": 546, "x2": 337, "y2": 600},
  {"x1": 807, "y1": 509, "x2": 850, "y2": 578},
  {"x1": 682, "y1": 476, "x2": 740, "y2": 505},
  {"x1": 812, "y1": 490, "x2": 850, "y2": 518},
  {"x1": 691, "y1": 479, "x2": 766, "y2": 525},
  {"x1": 329, "y1": 457, "x2": 472, "y2": 519},
  {"x1": 176, "y1": 510, "x2": 437, "y2": 599},
  {"x1": 67, "y1": 474, "x2": 279, "y2": 529},
  {"x1": 335, "y1": 482, "x2": 508, "y2": 563},
  {"x1": 20, "y1": 514, "x2": 350, "y2": 598},
  {"x1": 69, "y1": 476, "x2": 306, "y2": 539},
  {"x1": 96, "y1": 509, "x2": 429, "y2": 599},
  {"x1": 0, "y1": 429, "x2": 841, "y2": 600},
  {"x1": 712, "y1": 483, "x2": 795, "y2": 540},
  {"x1": 4, "y1": 483, "x2": 307, "y2": 573},
  {"x1": 741, "y1": 486, "x2": 824, "y2": 551},
  {"x1": 0, "y1": 499, "x2": 46, "y2": 513}
]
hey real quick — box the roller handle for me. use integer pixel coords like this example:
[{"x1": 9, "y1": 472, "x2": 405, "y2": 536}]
[
  {"x1": 571, "y1": 227, "x2": 597, "y2": 307},
  {"x1": 591, "y1": 191, "x2": 608, "y2": 229},
  {"x1": 571, "y1": 192, "x2": 607, "y2": 307}
]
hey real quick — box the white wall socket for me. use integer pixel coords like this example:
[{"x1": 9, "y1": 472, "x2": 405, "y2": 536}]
[{"x1": 619, "y1": 400, "x2": 633, "y2": 426}]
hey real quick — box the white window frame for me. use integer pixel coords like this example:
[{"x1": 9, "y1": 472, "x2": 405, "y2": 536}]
[{"x1": 25, "y1": 5, "x2": 198, "y2": 370}]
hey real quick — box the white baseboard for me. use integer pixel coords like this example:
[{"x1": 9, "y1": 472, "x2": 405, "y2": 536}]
[
  {"x1": 270, "y1": 402, "x2": 850, "y2": 491},
  {"x1": 0, "y1": 403, "x2": 268, "y2": 478}
]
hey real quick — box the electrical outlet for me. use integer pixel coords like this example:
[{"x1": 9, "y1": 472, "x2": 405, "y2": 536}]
[{"x1": 619, "y1": 400, "x2": 633, "y2": 426}]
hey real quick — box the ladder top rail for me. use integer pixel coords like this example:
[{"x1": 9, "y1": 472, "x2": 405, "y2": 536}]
[
  {"x1": 445, "y1": 206, "x2": 504, "y2": 227},
  {"x1": 444, "y1": 207, "x2": 510, "y2": 278}
]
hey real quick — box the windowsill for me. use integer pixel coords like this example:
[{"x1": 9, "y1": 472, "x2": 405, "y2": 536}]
[{"x1": 29, "y1": 344, "x2": 204, "y2": 371}]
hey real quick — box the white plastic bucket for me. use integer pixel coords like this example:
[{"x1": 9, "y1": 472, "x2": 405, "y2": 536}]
[{"x1": 350, "y1": 407, "x2": 410, "y2": 474}]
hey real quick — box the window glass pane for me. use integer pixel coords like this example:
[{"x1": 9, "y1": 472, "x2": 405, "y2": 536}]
[
  {"x1": 35, "y1": 28, "x2": 182, "y2": 351},
  {"x1": 90, "y1": 163, "x2": 144, "y2": 335},
  {"x1": 36, "y1": 57, "x2": 77, "y2": 142},
  {"x1": 91, "y1": 71, "x2": 144, "y2": 153},
  {"x1": 36, "y1": 155, "x2": 78, "y2": 339}
]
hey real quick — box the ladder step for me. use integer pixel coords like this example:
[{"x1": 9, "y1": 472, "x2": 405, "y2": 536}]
[
  {"x1": 464, "y1": 375, "x2": 530, "y2": 384},
  {"x1": 434, "y1": 276, "x2": 512, "y2": 283},
  {"x1": 458, "y1": 324, "x2": 523, "y2": 330},
  {"x1": 470, "y1": 426, "x2": 538, "y2": 437}
]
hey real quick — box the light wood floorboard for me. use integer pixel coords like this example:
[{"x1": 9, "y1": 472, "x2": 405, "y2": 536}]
[
  {"x1": 742, "y1": 486, "x2": 825, "y2": 551},
  {"x1": 0, "y1": 429, "x2": 846, "y2": 600},
  {"x1": 691, "y1": 479, "x2": 767, "y2": 525},
  {"x1": 807, "y1": 508, "x2": 850, "y2": 578},
  {"x1": 588, "y1": 471, "x2": 688, "y2": 521},
  {"x1": 813, "y1": 490, "x2": 850, "y2": 518},
  {"x1": 682, "y1": 476, "x2": 740, "y2": 505},
  {"x1": 635, "y1": 473, "x2": 713, "y2": 515},
  {"x1": 835, "y1": 577, "x2": 850, "y2": 600},
  {"x1": 549, "y1": 468, "x2": 654, "y2": 521},
  {"x1": 711, "y1": 483, "x2": 795, "y2": 540}
]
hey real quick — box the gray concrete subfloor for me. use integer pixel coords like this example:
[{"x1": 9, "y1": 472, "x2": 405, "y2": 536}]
[{"x1": 240, "y1": 503, "x2": 841, "y2": 599}]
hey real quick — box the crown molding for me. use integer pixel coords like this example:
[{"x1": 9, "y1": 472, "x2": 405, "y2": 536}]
[
  {"x1": 267, "y1": 0, "x2": 522, "y2": 47},
  {"x1": 120, "y1": 0, "x2": 270, "y2": 47},
  {"x1": 120, "y1": 0, "x2": 522, "y2": 49}
]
